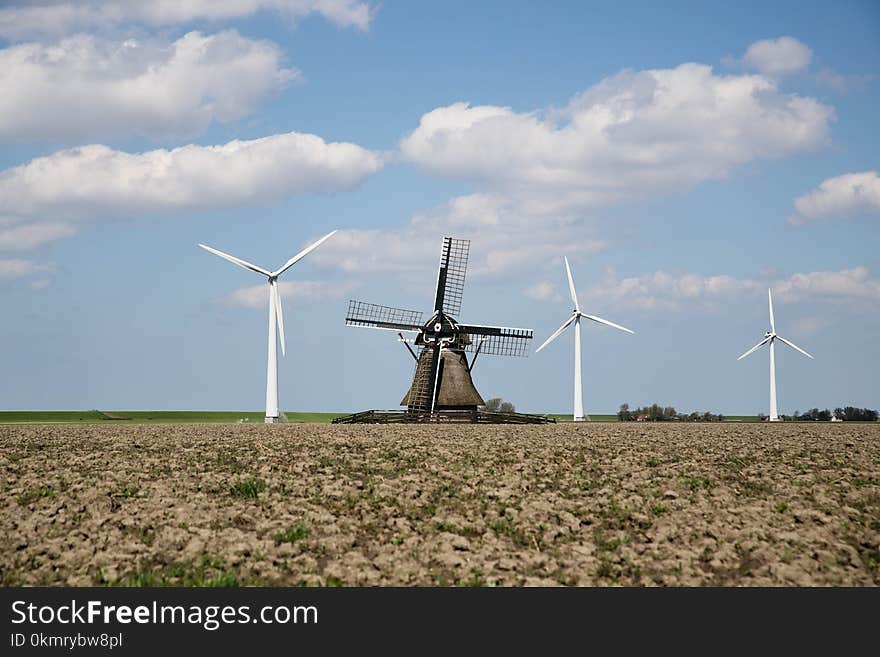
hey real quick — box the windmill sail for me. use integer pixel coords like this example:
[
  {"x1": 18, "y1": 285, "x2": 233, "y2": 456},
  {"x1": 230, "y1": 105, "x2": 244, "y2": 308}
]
[
  {"x1": 433, "y1": 237, "x2": 469, "y2": 316},
  {"x1": 458, "y1": 324, "x2": 533, "y2": 357},
  {"x1": 345, "y1": 300, "x2": 424, "y2": 331}
]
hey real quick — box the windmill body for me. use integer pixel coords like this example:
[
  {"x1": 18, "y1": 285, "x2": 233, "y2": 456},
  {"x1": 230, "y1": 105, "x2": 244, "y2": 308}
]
[
  {"x1": 738, "y1": 289, "x2": 813, "y2": 422},
  {"x1": 535, "y1": 257, "x2": 634, "y2": 422},
  {"x1": 199, "y1": 230, "x2": 337, "y2": 423},
  {"x1": 344, "y1": 237, "x2": 534, "y2": 418}
]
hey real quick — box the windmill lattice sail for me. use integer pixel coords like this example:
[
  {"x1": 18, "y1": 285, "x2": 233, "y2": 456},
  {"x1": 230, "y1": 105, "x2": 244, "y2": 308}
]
[
  {"x1": 458, "y1": 324, "x2": 533, "y2": 357},
  {"x1": 345, "y1": 300, "x2": 423, "y2": 331},
  {"x1": 434, "y1": 237, "x2": 469, "y2": 317}
]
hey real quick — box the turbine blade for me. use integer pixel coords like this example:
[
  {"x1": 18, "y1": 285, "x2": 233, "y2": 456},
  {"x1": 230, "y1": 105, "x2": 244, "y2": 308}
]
[
  {"x1": 272, "y1": 230, "x2": 338, "y2": 277},
  {"x1": 776, "y1": 335, "x2": 813, "y2": 359},
  {"x1": 273, "y1": 280, "x2": 285, "y2": 357},
  {"x1": 581, "y1": 313, "x2": 635, "y2": 334},
  {"x1": 535, "y1": 314, "x2": 577, "y2": 353},
  {"x1": 737, "y1": 336, "x2": 771, "y2": 360},
  {"x1": 768, "y1": 288, "x2": 776, "y2": 334},
  {"x1": 564, "y1": 256, "x2": 580, "y2": 312},
  {"x1": 198, "y1": 244, "x2": 271, "y2": 277}
]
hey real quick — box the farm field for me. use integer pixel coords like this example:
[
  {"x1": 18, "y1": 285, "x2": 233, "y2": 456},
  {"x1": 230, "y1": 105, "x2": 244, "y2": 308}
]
[
  {"x1": 0, "y1": 411, "x2": 762, "y2": 425},
  {"x1": 547, "y1": 414, "x2": 618, "y2": 422},
  {"x1": 0, "y1": 411, "x2": 339, "y2": 424},
  {"x1": 1, "y1": 422, "x2": 878, "y2": 586}
]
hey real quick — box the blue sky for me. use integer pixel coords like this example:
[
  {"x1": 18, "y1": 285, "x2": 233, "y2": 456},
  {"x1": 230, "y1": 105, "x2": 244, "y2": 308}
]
[{"x1": 1, "y1": 0, "x2": 878, "y2": 415}]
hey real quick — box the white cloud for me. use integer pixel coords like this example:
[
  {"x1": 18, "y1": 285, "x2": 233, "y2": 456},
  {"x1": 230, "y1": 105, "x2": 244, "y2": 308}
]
[
  {"x1": 0, "y1": 1, "x2": 375, "y2": 40},
  {"x1": 523, "y1": 282, "x2": 563, "y2": 302},
  {"x1": 773, "y1": 267, "x2": 880, "y2": 303},
  {"x1": 586, "y1": 266, "x2": 880, "y2": 311},
  {"x1": 0, "y1": 134, "x2": 382, "y2": 215},
  {"x1": 790, "y1": 171, "x2": 880, "y2": 224},
  {"x1": 310, "y1": 192, "x2": 607, "y2": 277},
  {"x1": 0, "y1": 258, "x2": 54, "y2": 281},
  {"x1": 740, "y1": 36, "x2": 812, "y2": 76},
  {"x1": 381, "y1": 59, "x2": 835, "y2": 283},
  {"x1": 400, "y1": 63, "x2": 833, "y2": 211},
  {"x1": 321, "y1": 55, "x2": 833, "y2": 285},
  {"x1": 588, "y1": 269, "x2": 753, "y2": 311},
  {"x1": 790, "y1": 316, "x2": 829, "y2": 339},
  {"x1": 223, "y1": 279, "x2": 359, "y2": 308},
  {"x1": 0, "y1": 131, "x2": 381, "y2": 251},
  {"x1": 0, "y1": 30, "x2": 298, "y2": 141},
  {"x1": 314, "y1": 51, "x2": 836, "y2": 288},
  {"x1": 0, "y1": 222, "x2": 78, "y2": 250},
  {"x1": 815, "y1": 68, "x2": 877, "y2": 93}
]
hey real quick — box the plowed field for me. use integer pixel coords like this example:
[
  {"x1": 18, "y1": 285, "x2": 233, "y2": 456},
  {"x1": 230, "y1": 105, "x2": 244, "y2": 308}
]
[{"x1": 2, "y1": 423, "x2": 878, "y2": 586}]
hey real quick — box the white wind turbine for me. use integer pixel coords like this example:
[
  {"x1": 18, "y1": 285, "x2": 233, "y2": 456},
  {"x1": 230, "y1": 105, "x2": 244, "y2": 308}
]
[
  {"x1": 535, "y1": 257, "x2": 634, "y2": 422},
  {"x1": 199, "y1": 230, "x2": 337, "y2": 424},
  {"x1": 737, "y1": 288, "x2": 813, "y2": 422}
]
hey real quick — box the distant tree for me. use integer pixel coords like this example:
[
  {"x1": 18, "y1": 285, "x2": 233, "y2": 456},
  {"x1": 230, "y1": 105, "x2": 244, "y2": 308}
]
[
  {"x1": 619, "y1": 403, "x2": 720, "y2": 422},
  {"x1": 483, "y1": 398, "x2": 502, "y2": 412},
  {"x1": 483, "y1": 398, "x2": 515, "y2": 413},
  {"x1": 817, "y1": 409, "x2": 831, "y2": 422},
  {"x1": 838, "y1": 406, "x2": 879, "y2": 421}
]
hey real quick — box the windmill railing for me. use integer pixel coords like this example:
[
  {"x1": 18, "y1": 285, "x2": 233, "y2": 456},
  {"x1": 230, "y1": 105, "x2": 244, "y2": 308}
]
[{"x1": 331, "y1": 409, "x2": 556, "y2": 425}]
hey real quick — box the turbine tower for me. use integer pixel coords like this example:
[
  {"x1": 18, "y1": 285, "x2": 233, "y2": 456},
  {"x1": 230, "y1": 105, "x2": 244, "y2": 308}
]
[
  {"x1": 738, "y1": 288, "x2": 813, "y2": 422},
  {"x1": 535, "y1": 257, "x2": 634, "y2": 422},
  {"x1": 199, "y1": 230, "x2": 337, "y2": 423}
]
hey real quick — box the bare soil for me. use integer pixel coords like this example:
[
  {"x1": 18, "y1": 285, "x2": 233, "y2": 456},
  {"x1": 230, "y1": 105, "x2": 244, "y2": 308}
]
[{"x1": 2, "y1": 423, "x2": 878, "y2": 586}]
